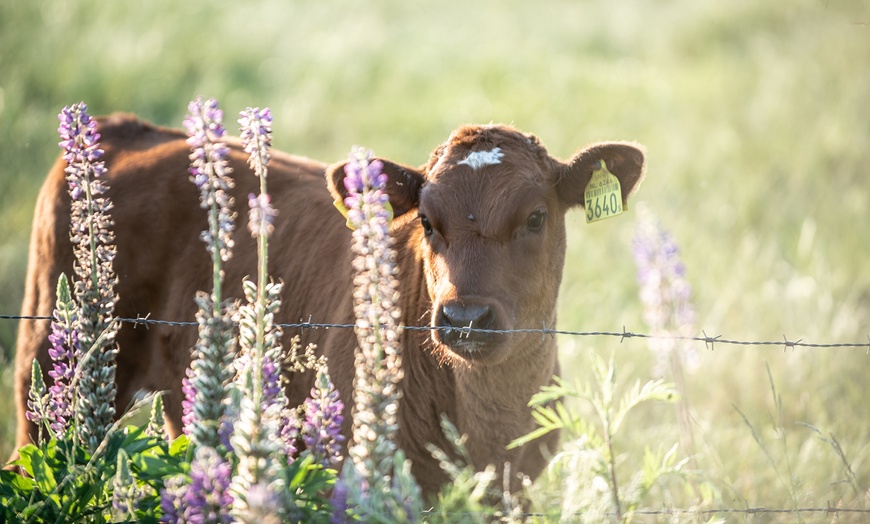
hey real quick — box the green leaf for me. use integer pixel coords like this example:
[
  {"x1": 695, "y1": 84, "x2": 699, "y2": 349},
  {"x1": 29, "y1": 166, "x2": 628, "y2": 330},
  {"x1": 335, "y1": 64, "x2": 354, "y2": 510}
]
[
  {"x1": 527, "y1": 376, "x2": 577, "y2": 407},
  {"x1": 20, "y1": 445, "x2": 57, "y2": 494},
  {"x1": 507, "y1": 425, "x2": 556, "y2": 450},
  {"x1": 168, "y1": 434, "x2": 190, "y2": 457},
  {"x1": 0, "y1": 468, "x2": 36, "y2": 497},
  {"x1": 11, "y1": 444, "x2": 39, "y2": 477}
]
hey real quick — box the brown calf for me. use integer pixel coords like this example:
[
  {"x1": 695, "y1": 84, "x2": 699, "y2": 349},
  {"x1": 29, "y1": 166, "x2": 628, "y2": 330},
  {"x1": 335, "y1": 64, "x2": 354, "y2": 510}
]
[{"x1": 12, "y1": 114, "x2": 645, "y2": 497}]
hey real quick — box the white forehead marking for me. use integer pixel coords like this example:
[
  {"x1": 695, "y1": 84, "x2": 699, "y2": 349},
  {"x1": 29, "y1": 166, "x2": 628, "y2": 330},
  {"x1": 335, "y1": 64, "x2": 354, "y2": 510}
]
[{"x1": 457, "y1": 147, "x2": 504, "y2": 170}]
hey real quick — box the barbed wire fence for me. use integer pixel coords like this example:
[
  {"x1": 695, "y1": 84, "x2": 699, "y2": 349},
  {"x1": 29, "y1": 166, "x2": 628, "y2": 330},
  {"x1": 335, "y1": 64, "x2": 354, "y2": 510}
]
[
  {"x1": 2, "y1": 313, "x2": 869, "y2": 351},
  {"x1": 2, "y1": 313, "x2": 869, "y2": 519}
]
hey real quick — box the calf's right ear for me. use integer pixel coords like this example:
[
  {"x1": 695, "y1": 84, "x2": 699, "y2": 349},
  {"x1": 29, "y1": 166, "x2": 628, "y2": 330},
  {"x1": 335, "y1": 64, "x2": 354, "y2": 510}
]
[
  {"x1": 556, "y1": 142, "x2": 646, "y2": 209},
  {"x1": 325, "y1": 159, "x2": 425, "y2": 218}
]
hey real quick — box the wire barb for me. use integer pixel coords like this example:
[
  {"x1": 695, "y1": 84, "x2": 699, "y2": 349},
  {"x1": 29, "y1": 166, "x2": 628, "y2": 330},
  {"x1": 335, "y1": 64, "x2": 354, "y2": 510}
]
[{"x1": 702, "y1": 330, "x2": 721, "y2": 351}]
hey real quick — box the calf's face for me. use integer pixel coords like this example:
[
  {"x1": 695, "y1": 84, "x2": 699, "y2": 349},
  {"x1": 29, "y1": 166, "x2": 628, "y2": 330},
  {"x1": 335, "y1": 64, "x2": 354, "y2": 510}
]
[{"x1": 328, "y1": 125, "x2": 645, "y2": 366}]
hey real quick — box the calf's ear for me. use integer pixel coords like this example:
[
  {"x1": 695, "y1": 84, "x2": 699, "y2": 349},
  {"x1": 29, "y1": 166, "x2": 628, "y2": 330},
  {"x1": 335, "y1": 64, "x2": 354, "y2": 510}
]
[
  {"x1": 556, "y1": 142, "x2": 646, "y2": 209},
  {"x1": 325, "y1": 159, "x2": 426, "y2": 218}
]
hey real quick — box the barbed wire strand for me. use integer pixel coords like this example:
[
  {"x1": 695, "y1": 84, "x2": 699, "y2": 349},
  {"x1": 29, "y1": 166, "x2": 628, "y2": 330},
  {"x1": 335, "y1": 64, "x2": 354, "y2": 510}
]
[
  {"x1": 423, "y1": 506, "x2": 870, "y2": 518},
  {"x1": 3, "y1": 313, "x2": 869, "y2": 516},
  {"x1": 1, "y1": 314, "x2": 868, "y2": 350}
]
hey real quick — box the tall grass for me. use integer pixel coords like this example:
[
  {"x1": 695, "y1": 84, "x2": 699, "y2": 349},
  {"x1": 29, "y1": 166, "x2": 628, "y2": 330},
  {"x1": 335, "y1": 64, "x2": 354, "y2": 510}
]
[{"x1": 1, "y1": 0, "x2": 869, "y2": 519}]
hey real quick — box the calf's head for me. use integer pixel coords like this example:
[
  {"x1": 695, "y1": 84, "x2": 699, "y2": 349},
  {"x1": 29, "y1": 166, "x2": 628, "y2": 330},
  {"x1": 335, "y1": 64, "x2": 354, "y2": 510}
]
[{"x1": 328, "y1": 124, "x2": 645, "y2": 366}]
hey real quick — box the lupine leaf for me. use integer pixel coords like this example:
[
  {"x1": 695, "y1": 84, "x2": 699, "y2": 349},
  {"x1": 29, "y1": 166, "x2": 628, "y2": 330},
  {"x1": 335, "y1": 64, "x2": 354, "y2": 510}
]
[{"x1": 20, "y1": 445, "x2": 57, "y2": 494}]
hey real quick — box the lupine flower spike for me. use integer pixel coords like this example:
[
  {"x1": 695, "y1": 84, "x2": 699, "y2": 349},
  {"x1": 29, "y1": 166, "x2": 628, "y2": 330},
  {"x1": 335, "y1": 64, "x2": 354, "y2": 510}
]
[
  {"x1": 181, "y1": 97, "x2": 238, "y2": 451},
  {"x1": 338, "y1": 147, "x2": 421, "y2": 522},
  {"x1": 632, "y1": 203, "x2": 698, "y2": 460},
  {"x1": 45, "y1": 273, "x2": 78, "y2": 438},
  {"x1": 58, "y1": 102, "x2": 120, "y2": 452},
  {"x1": 146, "y1": 392, "x2": 167, "y2": 440},
  {"x1": 25, "y1": 360, "x2": 49, "y2": 442},
  {"x1": 302, "y1": 364, "x2": 345, "y2": 469},
  {"x1": 230, "y1": 106, "x2": 291, "y2": 521},
  {"x1": 186, "y1": 446, "x2": 235, "y2": 524},
  {"x1": 112, "y1": 449, "x2": 141, "y2": 520},
  {"x1": 632, "y1": 203, "x2": 698, "y2": 374},
  {"x1": 159, "y1": 447, "x2": 234, "y2": 524}
]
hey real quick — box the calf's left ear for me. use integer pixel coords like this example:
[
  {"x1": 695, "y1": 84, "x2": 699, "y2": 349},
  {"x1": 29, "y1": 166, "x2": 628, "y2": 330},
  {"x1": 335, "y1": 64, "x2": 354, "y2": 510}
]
[
  {"x1": 325, "y1": 159, "x2": 426, "y2": 218},
  {"x1": 556, "y1": 142, "x2": 646, "y2": 208}
]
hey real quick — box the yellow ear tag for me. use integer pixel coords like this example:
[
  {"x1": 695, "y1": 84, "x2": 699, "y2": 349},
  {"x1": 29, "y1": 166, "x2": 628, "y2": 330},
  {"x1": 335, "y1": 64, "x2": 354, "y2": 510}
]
[
  {"x1": 333, "y1": 198, "x2": 394, "y2": 231},
  {"x1": 584, "y1": 160, "x2": 624, "y2": 223},
  {"x1": 333, "y1": 199, "x2": 355, "y2": 230}
]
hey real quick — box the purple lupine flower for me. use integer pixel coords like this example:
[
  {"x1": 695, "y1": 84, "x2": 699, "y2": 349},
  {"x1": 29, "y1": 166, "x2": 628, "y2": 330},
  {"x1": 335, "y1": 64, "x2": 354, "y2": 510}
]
[
  {"x1": 181, "y1": 372, "x2": 195, "y2": 436},
  {"x1": 329, "y1": 480, "x2": 351, "y2": 524},
  {"x1": 238, "y1": 107, "x2": 272, "y2": 180},
  {"x1": 45, "y1": 273, "x2": 78, "y2": 438},
  {"x1": 160, "y1": 474, "x2": 187, "y2": 523},
  {"x1": 183, "y1": 293, "x2": 237, "y2": 450},
  {"x1": 59, "y1": 102, "x2": 120, "y2": 452},
  {"x1": 57, "y1": 103, "x2": 105, "y2": 169},
  {"x1": 230, "y1": 105, "x2": 290, "y2": 521},
  {"x1": 302, "y1": 366, "x2": 345, "y2": 469},
  {"x1": 341, "y1": 147, "x2": 420, "y2": 517},
  {"x1": 229, "y1": 388, "x2": 286, "y2": 522},
  {"x1": 247, "y1": 193, "x2": 278, "y2": 239},
  {"x1": 184, "y1": 97, "x2": 235, "y2": 263},
  {"x1": 183, "y1": 97, "x2": 238, "y2": 451},
  {"x1": 261, "y1": 353, "x2": 283, "y2": 403},
  {"x1": 184, "y1": 446, "x2": 235, "y2": 524},
  {"x1": 280, "y1": 406, "x2": 301, "y2": 462},
  {"x1": 240, "y1": 482, "x2": 283, "y2": 524},
  {"x1": 632, "y1": 204, "x2": 698, "y2": 375}
]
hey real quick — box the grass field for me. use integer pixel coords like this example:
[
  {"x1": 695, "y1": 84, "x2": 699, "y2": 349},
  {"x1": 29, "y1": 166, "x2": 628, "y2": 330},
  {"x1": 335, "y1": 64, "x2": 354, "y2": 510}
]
[{"x1": 1, "y1": 0, "x2": 869, "y2": 518}]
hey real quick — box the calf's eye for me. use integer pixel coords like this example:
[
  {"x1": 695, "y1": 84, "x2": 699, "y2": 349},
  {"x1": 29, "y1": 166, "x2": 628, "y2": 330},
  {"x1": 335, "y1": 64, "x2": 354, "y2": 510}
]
[
  {"x1": 527, "y1": 210, "x2": 546, "y2": 232},
  {"x1": 419, "y1": 214, "x2": 434, "y2": 236}
]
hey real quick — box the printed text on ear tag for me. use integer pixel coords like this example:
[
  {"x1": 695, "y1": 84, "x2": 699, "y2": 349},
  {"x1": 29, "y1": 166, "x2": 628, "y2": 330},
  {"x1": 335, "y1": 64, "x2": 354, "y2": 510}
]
[{"x1": 584, "y1": 160, "x2": 624, "y2": 223}]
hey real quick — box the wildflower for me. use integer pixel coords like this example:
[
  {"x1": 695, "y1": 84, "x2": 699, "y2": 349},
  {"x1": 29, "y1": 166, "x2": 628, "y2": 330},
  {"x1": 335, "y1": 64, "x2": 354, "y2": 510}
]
[
  {"x1": 280, "y1": 406, "x2": 301, "y2": 462},
  {"x1": 183, "y1": 293, "x2": 237, "y2": 450},
  {"x1": 184, "y1": 97, "x2": 235, "y2": 263},
  {"x1": 230, "y1": 390, "x2": 287, "y2": 522},
  {"x1": 240, "y1": 482, "x2": 283, "y2": 524},
  {"x1": 632, "y1": 204, "x2": 698, "y2": 375},
  {"x1": 230, "y1": 105, "x2": 290, "y2": 521},
  {"x1": 146, "y1": 392, "x2": 167, "y2": 440},
  {"x1": 184, "y1": 446, "x2": 235, "y2": 524},
  {"x1": 632, "y1": 204, "x2": 699, "y2": 463},
  {"x1": 238, "y1": 107, "x2": 272, "y2": 180},
  {"x1": 26, "y1": 360, "x2": 49, "y2": 437},
  {"x1": 302, "y1": 365, "x2": 345, "y2": 469},
  {"x1": 261, "y1": 352, "x2": 283, "y2": 403},
  {"x1": 45, "y1": 273, "x2": 78, "y2": 438},
  {"x1": 160, "y1": 474, "x2": 187, "y2": 523},
  {"x1": 112, "y1": 449, "x2": 141, "y2": 520},
  {"x1": 247, "y1": 193, "x2": 278, "y2": 238},
  {"x1": 182, "y1": 97, "x2": 238, "y2": 450},
  {"x1": 329, "y1": 481, "x2": 351, "y2": 524},
  {"x1": 58, "y1": 102, "x2": 120, "y2": 452},
  {"x1": 341, "y1": 146, "x2": 420, "y2": 521}
]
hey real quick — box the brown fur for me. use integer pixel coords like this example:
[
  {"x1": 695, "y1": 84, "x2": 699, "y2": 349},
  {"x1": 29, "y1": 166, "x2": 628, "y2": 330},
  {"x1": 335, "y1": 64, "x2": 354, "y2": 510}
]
[{"x1": 12, "y1": 115, "x2": 645, "y2": 498}]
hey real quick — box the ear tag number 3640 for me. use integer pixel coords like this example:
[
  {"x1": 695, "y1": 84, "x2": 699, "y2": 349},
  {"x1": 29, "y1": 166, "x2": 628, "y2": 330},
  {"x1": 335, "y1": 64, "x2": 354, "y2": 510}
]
[{"x1": 584, "y1": 160, "x2": 624, "y2": 223}]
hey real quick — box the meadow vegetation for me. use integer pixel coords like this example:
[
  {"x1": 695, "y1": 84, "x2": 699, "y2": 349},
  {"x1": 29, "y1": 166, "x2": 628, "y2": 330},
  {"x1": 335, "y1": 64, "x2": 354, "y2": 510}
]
[{"x1": 1, "y1": 0, "x2": 868, "y2": 520}]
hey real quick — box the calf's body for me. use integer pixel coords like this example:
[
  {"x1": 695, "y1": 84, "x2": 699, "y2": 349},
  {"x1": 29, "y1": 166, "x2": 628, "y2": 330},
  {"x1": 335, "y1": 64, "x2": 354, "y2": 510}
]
[{"x1": 13, "y1": 114, "x2": 645, "y2": 497}]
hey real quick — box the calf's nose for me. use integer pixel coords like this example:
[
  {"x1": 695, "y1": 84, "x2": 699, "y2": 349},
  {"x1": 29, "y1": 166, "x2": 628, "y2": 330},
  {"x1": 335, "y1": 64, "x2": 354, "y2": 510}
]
[
  {"x1": 440, "y1": 304, "x2": 493, "y2": 329},
  {"x1": 436, "y1": 302, "x2": 495, "y2": 346}
]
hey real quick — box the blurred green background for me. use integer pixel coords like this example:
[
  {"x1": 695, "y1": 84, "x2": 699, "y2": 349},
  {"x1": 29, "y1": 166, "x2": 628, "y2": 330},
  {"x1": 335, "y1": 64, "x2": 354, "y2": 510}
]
[{"x1": 1, "y1": 0, "x2": 868, "y2": 514}]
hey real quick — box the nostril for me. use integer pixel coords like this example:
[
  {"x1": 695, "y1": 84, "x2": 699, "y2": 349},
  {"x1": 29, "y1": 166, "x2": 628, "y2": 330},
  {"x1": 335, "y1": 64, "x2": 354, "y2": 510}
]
[{"x1": 441, "y1": 304, "x2": 494, "y2": 330}]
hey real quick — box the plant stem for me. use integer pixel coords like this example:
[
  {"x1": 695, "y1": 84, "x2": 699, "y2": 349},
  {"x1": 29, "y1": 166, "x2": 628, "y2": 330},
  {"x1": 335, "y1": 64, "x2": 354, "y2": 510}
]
[{"x1": 603, "y1": 413, "x2": 622, "y2": 522}]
